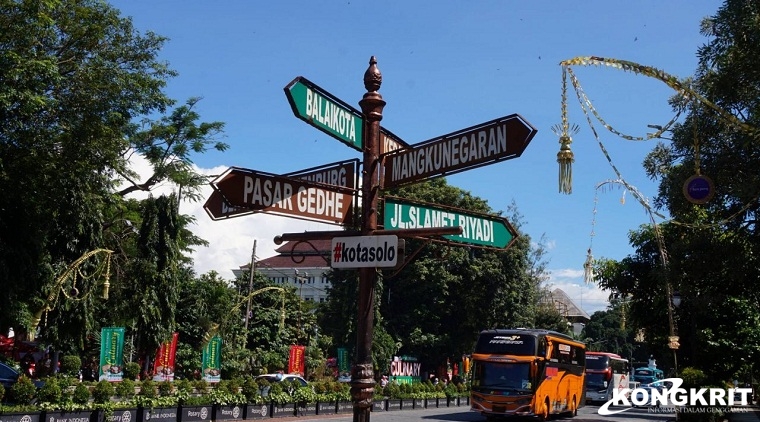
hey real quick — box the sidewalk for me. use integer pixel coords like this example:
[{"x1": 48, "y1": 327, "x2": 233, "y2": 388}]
[{"x1": 727, "y1": 406, "x2": 760, "y2": 422}]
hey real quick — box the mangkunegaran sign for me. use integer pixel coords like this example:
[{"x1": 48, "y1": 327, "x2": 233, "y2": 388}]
[
  {"x1": 383, "y1": 197, "x2": 517, "y2": 249},
  {"x1": 381, "y1": 114, "x2": 537, "y2": 188},
  {"x1": 211, "y1": 165, "x2": 356, "y2": 225}
]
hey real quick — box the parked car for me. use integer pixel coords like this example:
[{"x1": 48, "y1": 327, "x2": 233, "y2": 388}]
[
  {"x1": 254, "y1": 373, "x2": 308, "y2": 396},
  {"x1": 0, "y1": 361, "x2": 44, "y2": 395},
  {"x1": 632, "y1": 380, "x2": 672, "y2": 407}
]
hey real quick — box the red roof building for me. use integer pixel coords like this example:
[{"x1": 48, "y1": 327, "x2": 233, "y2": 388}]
[{"x1": 233, "y1": 240, "x2": 333, "y2": 302}]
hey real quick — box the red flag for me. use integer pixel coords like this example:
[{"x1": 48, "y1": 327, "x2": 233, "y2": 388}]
[
  {"x1": 153, "y1": 332, "x2": 179, "y2": 381},
  {"x1": 288, "y1": 345, "x2": 305, "y2": 376}
]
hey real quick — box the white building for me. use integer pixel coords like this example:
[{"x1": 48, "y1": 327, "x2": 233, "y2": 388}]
[{"x1": 233, "y1": 240, "x2": 332, "y2": 303}]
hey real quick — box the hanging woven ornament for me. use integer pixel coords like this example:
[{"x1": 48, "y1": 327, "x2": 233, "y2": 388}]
[
  {"x1": 555, "y1": 67, "x2": 579, "y2": 194},
  {"x1": 583, "y1": 248, "x2": 595, "y2": 284}
]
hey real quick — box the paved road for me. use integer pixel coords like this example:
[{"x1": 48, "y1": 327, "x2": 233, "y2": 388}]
[{"x1": 279, "y1": 404, "x2": 682, "y2": 422}]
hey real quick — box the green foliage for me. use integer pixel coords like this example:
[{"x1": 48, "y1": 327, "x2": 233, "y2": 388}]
[
  {"x1": 72, "y1": 383, "x2": 91, "y2": 405},
  {"x1": 157, "y1": 381, "x2": 173, "y2": 396},
  {"x1": 10, "y1": 376, "x2": 36, "y2": 405},
  {"x1": 291, "y1": 386, "x2": 317, "y2": 404},
  {"x1": 92, "y1": 380, "x2": 115, "y2": 404},
  {"x1": 115, "y1": 379, "x2": 136, "y2": 399},
  {"x1": 37, "y1": 377, "x2": 62, "y2": 404},
  {"x1": 124, "y1": 362, "x2": 140, "y2": 381},
  {"x1": 241, "y1": 376, "x2": 261, "y2": 403},
  {"x1": 0, "y1": 382, "x2": 4, "y2": 402},
  {"x1": 193, "y1": 379, "x2": 208, "y2": 393},
  {"x1": 139, "y1": 380, "x2": 157, "y2": 398},
  {"x1": 60, "y1": 355, "x2": 82, "y2": 377},
  {"x1": 680, "y1": 367, "x2": 708, "y2": 388},
  {"x1": 175, "y1": 379, "x2": 193, "y2": 394}
]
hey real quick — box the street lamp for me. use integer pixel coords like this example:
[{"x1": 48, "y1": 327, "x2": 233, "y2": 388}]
[{"x1": 671, "y1": 291, "x2": 682, "y2": 308}]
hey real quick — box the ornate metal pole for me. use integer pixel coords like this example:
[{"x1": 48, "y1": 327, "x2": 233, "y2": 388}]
[{"x1": 351, "y1": 56, "x2": 385, "y2": 422}]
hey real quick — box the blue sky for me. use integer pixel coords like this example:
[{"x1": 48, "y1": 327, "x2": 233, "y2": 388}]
[{"x1": 110, "y1": 0, "x2": 722, "y2": 314}]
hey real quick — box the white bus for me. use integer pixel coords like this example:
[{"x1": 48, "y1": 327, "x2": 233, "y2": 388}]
[{"x1": 584, "y1": 351, "x2": 630, "y2": 404}]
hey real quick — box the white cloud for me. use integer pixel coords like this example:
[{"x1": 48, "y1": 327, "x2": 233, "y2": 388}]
[{"x1": 547, "y1": 268, "x2": 611, "y2": 315}]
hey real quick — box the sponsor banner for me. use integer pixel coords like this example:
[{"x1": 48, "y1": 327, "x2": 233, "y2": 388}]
[
  {"x1": 153, "y1": 332, "x2": 179, "y2": 382},
  {"x1": 390, "y1": 355, "x2": 421, "y2": 384},
  {"x1": 202, "y1": 335, "x2": 222, "y2": 383},
  {"x1": 0, "y1": 413, "x2": 42, "y2": 422},
  {"x1": 180, "y1": 406, "x2": 211, "y2": 422},
  {"x1": 288, "y1": 345, "x2": 305, "y2": 375},
  {"x1": 99, "y1": 327, "x2": 125, "y2": 382},
  {"x1": 337, "y1": 348, "x2": 349, "y2": 373},
  {"x1": 245, "y1": 404, "x2": 269, "y2": 420},
  {"x1": 105, "y1": 409, "x2": 137, "y2": 422},
  {"x1": 142, "y1": 407, "x2": 177, "y2": 422}
]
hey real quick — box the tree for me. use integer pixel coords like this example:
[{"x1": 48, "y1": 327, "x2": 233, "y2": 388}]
[
  {"x1": 318, "y1": 178, "x2": 543, "y2": 376},
  {"x1": 0, "y1": 1, "x2": 227, "y2": 352},
  {"x1": 597, "y1": 0, "x2": 760, "y2": 382}
]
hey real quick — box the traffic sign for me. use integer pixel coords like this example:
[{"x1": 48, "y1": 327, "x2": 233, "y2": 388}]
[
  {"x1": 211, "y1": 166, "x2": 356, "y2": 225},
  {"x1": 204, "y1": 160, "x2": 358, "y2": 221},
  {"x1": 383, "y1": 197, "x2": 517, "y2": 249},
  {"x1": 381, "y1": 114, "x2": 537, "y2": 188},
  {"x1": 331, "y1": 235, "x2": 399, "y2": 268},
  {"x1": 285, "y1": 76, "x2": 411, "y2": 153},
  {"x1": 285, "y1": 77, "x2": 365, "y2": 151},
  {"x1": 203, "y1": 187, "x2": 255, "y2": 220}
]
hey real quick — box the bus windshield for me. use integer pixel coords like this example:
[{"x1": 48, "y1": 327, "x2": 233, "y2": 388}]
[
  {"x1": 584, "y1": 355, "x2": 610, "y2": 370},
  {"x1": 472, "y1": 361, "x2": 532, "y2": 393},
  {"x1": 585, "y1": 372, "x2": 606, "y2": 390}
]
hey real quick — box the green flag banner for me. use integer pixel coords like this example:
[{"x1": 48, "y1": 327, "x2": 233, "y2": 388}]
[
  {"x1": 99, "y1": 327, "x2": 125, "y2": 382},
  {"x1": 202, "y1": 335, "x2": 222, "y2": 383}
]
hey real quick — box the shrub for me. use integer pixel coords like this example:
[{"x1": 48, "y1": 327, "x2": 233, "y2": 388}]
[
  {"x1": 175, "y1": 378, "x2": 193, "y2": 394},
  {"x1": 158, "y1": 381, "x2": 173, "y2": 396},
  {"x1": 124, "y1": 362, "x2": 140, "y2": 381},
  {"x1": 242, "y1": 377, "x2": 261, "y2": 403},
  {"x1": 193, "y1": 378, "x2": 208, "y2": 393},
  {"x1": 73, "y1": 382, "x2": 91, "y2": 405},
  {"x1": 37, "y1": 377, "x2": 62, "y2": 404},
  {"x1": 92, "y1": 380, "x2": 115, "y2": 404},
  {"x1": 0, "y1": 382, "x2": 5, "y2": 402},
  {"x1": 115, "y1": 379, "x2": 136, "y2": 399},
  {"x1": 11, "y1": 376, "x2": 37, "y2": 405},
  {"x1": 139, "y1": 379, "x2": 157, "y2": 398},
  {"x1": 60, "y1": 355, "x2": 82, "y2": 377}
]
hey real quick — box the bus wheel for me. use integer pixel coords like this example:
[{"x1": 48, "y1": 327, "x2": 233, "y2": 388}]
[
  {"x1": 537, "y1": 398, "x2": 550, "y2": 421},
  {"x1": 571, "y1": 396, "x2": 578, "y2": 417}
]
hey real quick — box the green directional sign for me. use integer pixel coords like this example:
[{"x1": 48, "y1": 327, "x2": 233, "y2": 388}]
[
  {"x1": 383, "y1": 197, "x2": 517, "y2": 249},
  {"x1": 285, "y1": 76, "x2": 364, "y2": 151}
]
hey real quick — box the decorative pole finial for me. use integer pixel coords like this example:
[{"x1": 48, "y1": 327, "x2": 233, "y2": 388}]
[{"x1": 363, "y1": 56, "x2": 382, "y2": 93}]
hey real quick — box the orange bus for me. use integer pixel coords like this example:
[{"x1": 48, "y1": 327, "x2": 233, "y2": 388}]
[{"x1": 470, "y1": 328, "x2": 586, "y2": 421}]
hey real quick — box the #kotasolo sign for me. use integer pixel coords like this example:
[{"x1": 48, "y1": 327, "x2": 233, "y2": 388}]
[{"x1": 330, "y1": 235, "x2": 398, "y2": 268}]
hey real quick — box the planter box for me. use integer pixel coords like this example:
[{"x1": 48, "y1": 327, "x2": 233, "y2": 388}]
[
  {"x1": 316, "y1": 401, "x2": 336, "y2": 415},
  {"x1": 385, "y1": 399, "x2": 402, "y2": 411},
  {"x1": 244, "y1": 404, "x2": 269, "y2": 420},
  {"x1": 0, "y1": 412, "x2": 43, "y2": 422},
  {"x1": 413, "y1": 398, "x2": 425, "y2": 409},
  {"x1": 270, "y1": 403, "x2": 295, "y2": 418},
  {"x1": 142, "y1": 406, "x2": 178, "y2": 422},
  {"x1": 335, "y1": 401, "x2": 352, "y2": 414},
  {"x1": 103, "y1": 409, "x2": 138, "y2": 422},
  {"x1": 371, "y1": 399, "x2": 386, "y2": 412},
  {"x1": 213, "y1": 405, "x2": 243, "y2": 421},
  {"x1": 296, "y1": 403, "x2": 317, "y2": 417},
  {"x1": 178, "y1": 405, "x2": 212, "y2": 422},
  {"x1": 45, "y1": 410, "x2": 101, "y2": 422}
]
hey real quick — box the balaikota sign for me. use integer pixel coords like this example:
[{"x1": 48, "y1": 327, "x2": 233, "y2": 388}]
[
  {"x1": 383, "y1": 197, "x2": 517, "y2": 249},
  {"x1": 381, "y1": 114, "x2": 537, "y2": 188},
  {"x1": 211, "y1": 165, "x2": 356, "y2": 225},
  {"x1": 285, "y1": 76, "x2": 410, "y2": 154},
  {"x1": 285, "y1": 77, "x2": 364, "y2": 151}
]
